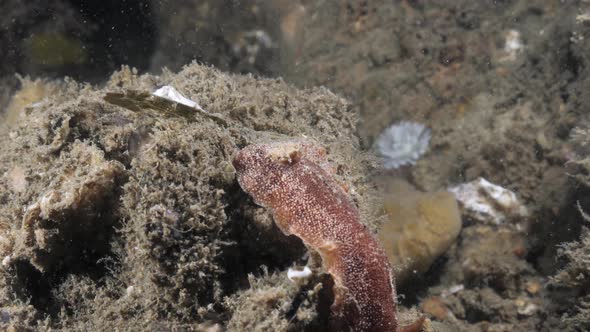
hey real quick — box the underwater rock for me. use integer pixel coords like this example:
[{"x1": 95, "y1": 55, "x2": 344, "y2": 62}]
[
  {"x1": 377, "y1": 179, "x2": 462, "y2": 284},
  {"x1": 0, "y1": 62, "x2": 370, "y2": 330},
  {"x1": 5, "y1": 166, "x2": 27, "y2": 193},
  {"x1": 551, "y1": 213, "x2": 590, "y2": 330},
  {"x1": 457, "y1": 226, "x2": 533, "y2": 290},
  {"x1": 11, "y1": 142, "x2": 125, "y2": 272},
  {"x1": 224, "y1": 269, "x2": 321, "y2": 332},
  {"x1": 421, "y1": 296, "x2": 453, "y2": 322}
]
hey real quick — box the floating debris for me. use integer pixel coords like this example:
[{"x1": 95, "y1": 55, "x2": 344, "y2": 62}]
[
  {"x1": 375, "y1": 121, "x2": 431, "y2": 169},
  {"x1": 449, "y1": 177, "x2": 529, "y2": 224}
]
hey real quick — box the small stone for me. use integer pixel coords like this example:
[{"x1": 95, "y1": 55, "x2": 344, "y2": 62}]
[
  {"x1": 441, "y1": 284, "x2": 464, "y2": 297},
  {"x1": 6, "y1": 166, "x2": 27, "y2": 193},
  {"x1": 516, "y1": 302, "x2": 538, "y2": 316},
  {"x1": 536, "y1": 132, "x2": 552, "y2": 150},
  {"x1": 421, "y1": 296, "x2": 450, "y2": 321},
  {"x1": 0, "y1": 309, "x2": 10, "y2": 323},
  {"x1": 1, "y1": 255, "x2": 11, "y2": 267},
  {"x1": 525, "y1": 280, "x2": 541, "y2": 295},
  {"x1": 287, "y1": 266, "x2": 312, "y2": 281}
]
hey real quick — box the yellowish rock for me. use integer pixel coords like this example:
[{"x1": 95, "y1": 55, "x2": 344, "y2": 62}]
[{"x1": 377, "y1": 179, "x2": 462, "y2": 284}]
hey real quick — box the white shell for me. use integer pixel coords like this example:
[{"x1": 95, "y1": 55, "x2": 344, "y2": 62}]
[
  {"x1": 153, "y1": 85, "x2": 204, "y2": 111},
  {"x1": 449, "y1": 177, "x2": 529, "y2": 224},
  {"x1": 287, "y1": 266, "x2": 312, "y2": 281},
  {"x1": 1, "y1": 255, "x2": 11, "y2": 268}
]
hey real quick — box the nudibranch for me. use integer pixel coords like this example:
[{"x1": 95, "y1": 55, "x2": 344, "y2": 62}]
[{"x1": 233, "y1": 140, "x2": 421, "y2": 331}]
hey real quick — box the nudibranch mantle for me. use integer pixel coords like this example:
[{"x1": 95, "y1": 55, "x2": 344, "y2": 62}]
[{"x1": 233, "y1": 140, "x2": 400, "y2": 331}]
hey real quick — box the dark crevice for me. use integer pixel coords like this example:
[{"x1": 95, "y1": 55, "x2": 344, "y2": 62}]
[
  {"x1": 526, "y1": 185, "x2": 590, "y2": 276},
  {"x1": 397, "y1": 255, "x2": 449, "y2": 306},
  {"x1": 9, "y1": 251, "x2": 120, "y2": 316},
  {"x1": 217, "y1": 183, "x2": 307, "y2": 295},
  {"x1": 7, "y1": 176, "x2": 127, "y2": 316}
]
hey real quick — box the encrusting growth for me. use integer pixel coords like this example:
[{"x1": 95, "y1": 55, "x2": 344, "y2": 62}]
[{"x1": 233, "y1": 140, "x2": 424, "y2": 332}]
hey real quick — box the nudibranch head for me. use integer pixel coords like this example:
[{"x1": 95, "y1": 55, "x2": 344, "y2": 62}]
[
  {"x1": 233, "y1": 142, "x2": 301, "y2": 204},
  {"x1": 232, "y1": 141, "x2": 330, "y2": 205}
]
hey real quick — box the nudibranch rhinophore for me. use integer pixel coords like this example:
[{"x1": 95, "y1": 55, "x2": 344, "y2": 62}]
[{"x1": 233, "y1": 140, "x2": 423, "y2": 331}]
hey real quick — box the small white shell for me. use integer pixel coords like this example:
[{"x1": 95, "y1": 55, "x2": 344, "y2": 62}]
[
  {"x1": 375, "y1": 121, "x2": 431, "y2": 169},
  {"x1": 153, "y1": 85, "x2": 204, "y2": 111},
  {"x1": 449, "y1": 177, "x2": 529, "y2": 224},
  {"x1": 2, "y1": 255, "x2": 11, "y2": 268},
  {"x1": 287, "y1": 266, "x2": 312, "y2": 281}
]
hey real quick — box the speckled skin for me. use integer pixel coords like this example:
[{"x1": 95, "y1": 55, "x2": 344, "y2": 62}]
[{"x1": 233, "y1": 140, "x2": 398, "y2": 331}]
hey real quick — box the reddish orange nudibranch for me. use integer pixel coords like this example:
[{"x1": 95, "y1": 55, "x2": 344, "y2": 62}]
[{"x1": 233, "y1": 140, "x2": 424, "y2": 332}]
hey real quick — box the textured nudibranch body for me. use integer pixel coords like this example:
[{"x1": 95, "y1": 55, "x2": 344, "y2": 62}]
[{"x1": 233, "y1": 140, "x2": 398, "y2": 331}]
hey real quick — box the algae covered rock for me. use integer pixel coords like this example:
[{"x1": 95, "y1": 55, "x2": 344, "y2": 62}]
[
  {"x1": 224, "y1": 268, "x2": 322, "y2": 332},
  {"x1": 14, "y1": 142, "x2": 126, "y2": 272},
  {"x1": 0, "y1": 63, "x2": 371, "y2": 330},
  {"x1": 549, "y1": 126, "x2": 590, "y2": 330}
]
